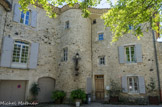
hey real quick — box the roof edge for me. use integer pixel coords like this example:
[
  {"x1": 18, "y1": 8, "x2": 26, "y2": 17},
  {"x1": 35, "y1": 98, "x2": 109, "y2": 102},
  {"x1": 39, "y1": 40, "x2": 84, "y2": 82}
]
[
  {"x1": 36, "y1": 3, "x2": 109, "y2": 15},
  {"x1": 0, "y1": 0, "x2": 12, "y2": 12}
]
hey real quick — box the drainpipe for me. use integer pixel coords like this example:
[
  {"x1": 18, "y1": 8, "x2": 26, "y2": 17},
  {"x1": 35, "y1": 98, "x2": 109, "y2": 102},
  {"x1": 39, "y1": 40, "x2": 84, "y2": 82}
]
[
  {"x1": 90, "y1": 18, "x2": 94, "y2": 100},
  {"x1": 152, "y1": 30, "x2": 161, "y2": 102}
]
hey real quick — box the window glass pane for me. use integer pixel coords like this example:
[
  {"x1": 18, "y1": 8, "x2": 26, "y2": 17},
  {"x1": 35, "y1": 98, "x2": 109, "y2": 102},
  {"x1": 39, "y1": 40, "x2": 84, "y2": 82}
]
[
  {"x1": 128, "y1": 77, "x2": 139, "y2": 93},
  {"x1": 26, "y1": 11, "x2": 30, "y2": 15},
  {"x1": 20, "y1": 11, "x2": 25, "y2": 23},
  {"x1": 99, "y1": 33, "x2": 104, "y2": 40},
  {"x1": 21, "y1": 12, "x2": 24, "y2": 18},
  {"x1": 99, "y1": 56, "x2": 105, "y2": 65},
  {"x1": 129, "y1": 25, "x2": 132, "y2": 30},
  {"x1": 20, "y1": 11, "x2": 30, "y2": 25},
  {"x1": 25, "y1": 21, "x2": 29, "y2": 25}
]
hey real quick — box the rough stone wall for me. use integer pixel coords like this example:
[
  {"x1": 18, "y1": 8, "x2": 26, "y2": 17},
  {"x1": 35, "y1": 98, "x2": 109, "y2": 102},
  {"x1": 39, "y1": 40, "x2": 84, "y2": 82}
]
[
  {"x1": 57, "y1": 9, "x2": 92, "y2": 96},
  {"x1": 0, "y1": 0, "x2": 60, "y2": 100},
  {"x1": 0, "y1": 0, "x2": 161, "y2": 102},
  {"x1": 0, "y1": 6, "x2": 6, "y2": 49},
  {"x1": 91, "y1": 17, "x2": 158, "y2": 99},
  {"x1": 156, "y1": 42, "x2": 162, "y2": 101}
]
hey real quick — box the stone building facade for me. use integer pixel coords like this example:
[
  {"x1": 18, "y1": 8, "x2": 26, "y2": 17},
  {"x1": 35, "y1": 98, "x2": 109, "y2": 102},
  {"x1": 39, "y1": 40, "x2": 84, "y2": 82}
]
[{"x1": 0, "y1": 0, "x2": 162, "y2": 104}]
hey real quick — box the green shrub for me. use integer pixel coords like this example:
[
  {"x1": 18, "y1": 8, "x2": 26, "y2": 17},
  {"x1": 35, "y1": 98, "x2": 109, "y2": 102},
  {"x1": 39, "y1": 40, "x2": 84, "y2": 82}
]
[
  {"x1": 70, "y1": 89, "x2": 86, "y2": 101},
  {"x1": 30, "y1": 83, "x2": 40, "y2": 100},
  {"x1": 51, "y1": 90, "x2": 66, "y2": 101}
]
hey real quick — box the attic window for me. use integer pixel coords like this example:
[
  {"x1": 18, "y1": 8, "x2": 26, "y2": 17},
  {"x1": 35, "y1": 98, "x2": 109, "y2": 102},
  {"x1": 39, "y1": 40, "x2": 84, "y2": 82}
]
[{"x1": 93, "y1": 19, "x2": 96, "y2": 24}]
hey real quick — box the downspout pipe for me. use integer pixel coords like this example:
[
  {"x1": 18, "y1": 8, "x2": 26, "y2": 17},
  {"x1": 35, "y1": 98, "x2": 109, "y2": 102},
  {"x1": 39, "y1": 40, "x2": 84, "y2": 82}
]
[{"x1": 152, "y1": 30, "x2": 161, "y2": 102}]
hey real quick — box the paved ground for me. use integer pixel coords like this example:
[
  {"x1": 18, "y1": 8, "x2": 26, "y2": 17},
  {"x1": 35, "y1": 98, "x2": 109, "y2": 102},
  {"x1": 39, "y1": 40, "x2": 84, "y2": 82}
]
[
  {"x1": 1, "y1": 102, "x2": 162, "y2": 107},
  {"x1": 25, "y1": 102, "x2": 162, "y2": 107}
]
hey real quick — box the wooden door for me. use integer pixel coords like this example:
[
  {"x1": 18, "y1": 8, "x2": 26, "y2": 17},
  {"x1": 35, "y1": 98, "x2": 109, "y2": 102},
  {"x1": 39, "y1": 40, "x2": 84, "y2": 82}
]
[
  {"x1": 95, "y1": 75, "x2": 104, "y2": 100},
  {"x1": 38, "y1": 77, "x2": 55, "y2": 103}
]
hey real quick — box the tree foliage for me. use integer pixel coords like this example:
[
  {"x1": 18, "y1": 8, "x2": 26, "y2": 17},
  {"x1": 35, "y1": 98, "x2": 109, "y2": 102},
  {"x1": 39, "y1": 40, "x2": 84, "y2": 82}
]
[
  {"x1": 18, "y1": 0, "x2": 162, "y2": 42},
  {"x1": 103, "y1": 0, "x2": 162, "y2": 42}
]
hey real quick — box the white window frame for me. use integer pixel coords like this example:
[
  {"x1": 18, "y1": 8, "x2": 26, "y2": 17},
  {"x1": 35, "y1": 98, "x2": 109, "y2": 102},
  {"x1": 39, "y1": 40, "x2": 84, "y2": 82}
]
[
  {"x1": 125, "y1": 45, "x2": 135, "y2": 63},
  {"x1": 99, "y1": 56, "x2": 105, "y2": 65},
  {"x1": 20, "y1": 11, "x2": 31, "y2": 25},
  {"x1": 98, "y1": 33, "x2": 104, "y2": 41},
  {"x1": 63, "y1": 48, "x2": 68, "y2": 62},
  {"x1": 11, "y1": 41, "x2": 29, "y2": 68},
  {"x1": 127, "y1": 76, "x2": 139, "y2": 93}
]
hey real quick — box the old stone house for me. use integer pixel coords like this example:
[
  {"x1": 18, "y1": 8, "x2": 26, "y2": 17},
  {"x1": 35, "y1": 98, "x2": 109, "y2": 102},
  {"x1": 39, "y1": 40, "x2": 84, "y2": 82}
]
[{"x1": 0, "y1": 0, "x2": 162, "y2": 104}]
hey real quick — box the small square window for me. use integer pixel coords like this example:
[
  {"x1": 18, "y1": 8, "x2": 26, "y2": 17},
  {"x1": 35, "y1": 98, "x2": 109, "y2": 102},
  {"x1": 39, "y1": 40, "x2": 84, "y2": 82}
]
[
  {"x1": 99, "y1": 56, "x2": 105, "y2": 65},
  {"x1": 65, "y1": 21, "x2": 69, "y2": 29},
  {"x1": 129, "y1": 25, "x2": 132, "y2": 30},
  {"x1": 93, "y1": 19, "x2": 96, "y2": 24},
  {"x1": 98, "y1": 33, "x2": 104, "y2": 41}
]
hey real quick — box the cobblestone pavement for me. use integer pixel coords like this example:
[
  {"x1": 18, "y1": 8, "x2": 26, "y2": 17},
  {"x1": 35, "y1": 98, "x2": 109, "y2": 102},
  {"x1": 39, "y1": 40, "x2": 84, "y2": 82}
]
[{"x1": 26, "y1": 102, "x2": 162, "y2": 107}]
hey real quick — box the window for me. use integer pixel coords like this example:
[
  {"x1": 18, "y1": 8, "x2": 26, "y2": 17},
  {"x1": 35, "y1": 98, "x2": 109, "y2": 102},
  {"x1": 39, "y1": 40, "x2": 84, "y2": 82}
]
[
  {"x1": 129, "y1": 25, "x2": 132, "y2": 30},
  {"x1": 128, "y1": 76, "x2": 139, "y2": 93},
  {"x1": 93, "y1": 19, "x2": 96, "y2": 24},
  {"x1": 119, "y1": 44, "x2": 142, "y2": 63},
  {"x1": 125, "y1": 46, "x2": 135, "y2": 63},
  {"x1": 12, "y1": 41, "x2": 29, "y2": 64},
  {"x1": 65, "y1": 21, "x2": 69, "y2": 29},
  {"x1": 20, "y1": 11, "x2": 30, "y2": 25},
  {"x1": 98, "y1": 33, "x2": 104, "y2": 41},
  {"x1": 13, "y1": 3, "x2": 37, "y2": 27},
  {"x1": 99, "y1": 56, "x2": 105, "y2": 65},
  {"x1": 63, "y1": 48, "x2": 68, "y2": 61}
]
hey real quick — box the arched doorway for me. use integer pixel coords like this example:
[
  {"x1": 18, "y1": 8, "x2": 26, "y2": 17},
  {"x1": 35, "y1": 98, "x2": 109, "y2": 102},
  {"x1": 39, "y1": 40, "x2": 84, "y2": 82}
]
[{"x1": 38, "y1": 77, "x2": 55, "y2": 103}]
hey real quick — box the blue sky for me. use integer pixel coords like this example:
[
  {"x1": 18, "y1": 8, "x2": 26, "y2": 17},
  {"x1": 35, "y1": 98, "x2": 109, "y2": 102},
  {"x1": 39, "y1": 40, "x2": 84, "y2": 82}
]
[
  {"x1": 53, "y1": 0, "x2": 115, "y2": 8},
  {"x1": 95, "y1": 0, "x2": 112, "y2": 8}
]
